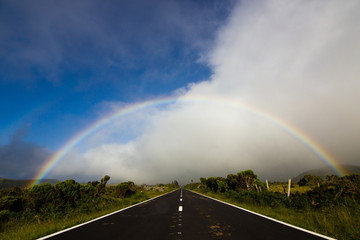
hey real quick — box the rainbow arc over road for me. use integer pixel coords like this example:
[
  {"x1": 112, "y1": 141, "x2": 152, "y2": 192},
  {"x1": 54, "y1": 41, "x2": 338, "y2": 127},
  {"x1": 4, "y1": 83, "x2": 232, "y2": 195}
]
[{"x1": 30, "y1": 96, "x2": 346, "y2": 186}]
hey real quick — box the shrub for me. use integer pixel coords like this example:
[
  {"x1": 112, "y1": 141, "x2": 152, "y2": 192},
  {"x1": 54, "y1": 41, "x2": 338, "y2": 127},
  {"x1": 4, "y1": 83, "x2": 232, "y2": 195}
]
[
  {"x1": 55, "y1": 180, "x2": 81, "y2": 203},
  {"x1": 116, "y1": 181, "x2": 136, "y2": 197},
  {"x1": 27, "y1": 183, "x2": 56, "y2": 212},
  {"x1": 0, "y1": 196, "x2": 23, "y2": 212},
  {"x1": 0, "y1": 210, "x2": 11, "y2": 223}
]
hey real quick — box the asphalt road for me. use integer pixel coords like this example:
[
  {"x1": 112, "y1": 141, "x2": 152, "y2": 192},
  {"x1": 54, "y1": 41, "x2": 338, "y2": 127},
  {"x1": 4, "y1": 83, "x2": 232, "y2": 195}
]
[{"x1": 42, "y1": 189, "x2": 333, "y2": 240}]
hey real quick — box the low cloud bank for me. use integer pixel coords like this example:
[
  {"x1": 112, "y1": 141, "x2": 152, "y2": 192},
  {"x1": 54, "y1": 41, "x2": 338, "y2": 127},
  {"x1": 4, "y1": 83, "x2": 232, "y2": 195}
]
[
  {"x1": 52, "y1": 0, "x2": 360, "y2": 184},
  {"x1": 0, "y1": 127, "x2": 50, "y2": 179}
]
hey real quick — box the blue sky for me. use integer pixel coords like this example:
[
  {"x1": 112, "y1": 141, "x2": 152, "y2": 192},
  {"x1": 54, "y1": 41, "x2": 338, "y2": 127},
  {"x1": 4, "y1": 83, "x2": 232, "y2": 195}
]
[
  {"x1": 1, "y1": 0, "x2": 360, "y2": 183},
  {"x1": 0, "y1": 0, "x2": 231, "y2": 149}
]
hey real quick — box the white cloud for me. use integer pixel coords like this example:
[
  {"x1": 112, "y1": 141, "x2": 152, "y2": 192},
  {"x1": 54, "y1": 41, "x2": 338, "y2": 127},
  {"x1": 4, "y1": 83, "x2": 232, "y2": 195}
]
[{"x1": 51, "y1": 0, "x2": 360, "y2": 184}]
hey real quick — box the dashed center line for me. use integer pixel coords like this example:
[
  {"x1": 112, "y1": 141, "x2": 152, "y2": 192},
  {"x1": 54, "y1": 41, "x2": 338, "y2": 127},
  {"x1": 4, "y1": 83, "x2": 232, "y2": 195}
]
[{"x1": 177, "y1": 189, "x2": 184, "y2": 239}]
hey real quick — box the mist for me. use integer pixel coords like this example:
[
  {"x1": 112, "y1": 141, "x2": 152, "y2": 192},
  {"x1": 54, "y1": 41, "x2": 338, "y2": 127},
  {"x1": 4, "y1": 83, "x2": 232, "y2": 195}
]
[{"x1": 51, "y1": 0, "x2": 360, "y2": 184}]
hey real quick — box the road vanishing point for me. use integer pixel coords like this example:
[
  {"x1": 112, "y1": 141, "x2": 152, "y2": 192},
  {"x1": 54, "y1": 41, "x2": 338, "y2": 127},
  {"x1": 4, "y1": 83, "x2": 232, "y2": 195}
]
[{"x1": 39, "y1": 189, "x2": 335, "y2": 240}]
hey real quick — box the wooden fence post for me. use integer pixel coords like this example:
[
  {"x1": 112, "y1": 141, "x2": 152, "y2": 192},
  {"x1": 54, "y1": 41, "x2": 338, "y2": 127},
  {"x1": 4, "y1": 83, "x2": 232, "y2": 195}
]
[{"x1": 287, "y1": 179, "x2": 291, "y2": 198}]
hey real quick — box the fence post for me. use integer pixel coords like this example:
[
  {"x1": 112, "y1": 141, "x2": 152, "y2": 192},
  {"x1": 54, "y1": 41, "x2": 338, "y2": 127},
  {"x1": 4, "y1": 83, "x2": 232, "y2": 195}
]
[
  {"x1": 266, "y1": 179, "x2": 269, "y2": 191},
  {"x1": 287, "y1": 179, "x2": 291, "y2": 198}
]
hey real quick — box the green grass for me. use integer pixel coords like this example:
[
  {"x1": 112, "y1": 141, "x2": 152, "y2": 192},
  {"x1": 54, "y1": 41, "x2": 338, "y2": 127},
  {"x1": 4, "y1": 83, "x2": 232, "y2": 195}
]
[
  {"x1": 268, "y1": 183, "x2": 312, "y2": 194},
  {"x1": 0, "y1": 190, "x2": 172, "y2": 240},
  {"x1": 1, "y1": 210, "x2": 114, "y2": 240},
  {"x1": 191, "y1": 189, "x2": 360, "y2": 240}
]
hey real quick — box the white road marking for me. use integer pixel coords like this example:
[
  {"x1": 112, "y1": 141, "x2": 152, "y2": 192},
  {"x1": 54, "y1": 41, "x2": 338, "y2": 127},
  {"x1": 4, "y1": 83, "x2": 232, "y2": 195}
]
[
  {"x1": 180, "y1": 198, "x2": 182, "y2": 201},
  {"x1": 190, "y1": 190, "x2": 336, "y2": 240},
  {"x1": 178, "y1": 206, "x2": 183, "y2": 212},
  {"x1": 37, "y1": 190, "x2": 179, "y2": 240}
]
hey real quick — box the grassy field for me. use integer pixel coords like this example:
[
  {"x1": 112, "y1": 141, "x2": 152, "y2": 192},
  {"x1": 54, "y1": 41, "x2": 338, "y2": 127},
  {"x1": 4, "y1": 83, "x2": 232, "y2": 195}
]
[
  {"x1": 0, "y1": 188, "x2": 174, "y2": 240},
  {"x1": 190, "y1": 188, "x2": 359, "y2": 240},
  {"x1": 268, "y1": 182, "x2": 312, "y2": 194}
]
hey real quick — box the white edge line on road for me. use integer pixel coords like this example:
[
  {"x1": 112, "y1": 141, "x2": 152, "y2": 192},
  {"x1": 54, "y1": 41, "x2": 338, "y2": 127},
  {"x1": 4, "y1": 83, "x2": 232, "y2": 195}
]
[
  {"x1": 37, "y1": 189, "x2": 179, "y2": 240},
  {"x1": 189, "y1": 190, "x2": 336, "y2": 240}
]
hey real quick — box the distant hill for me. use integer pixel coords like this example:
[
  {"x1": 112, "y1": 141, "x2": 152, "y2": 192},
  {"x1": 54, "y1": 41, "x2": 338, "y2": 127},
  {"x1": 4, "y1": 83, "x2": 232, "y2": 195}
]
[
  {"x1": 293, "y1": 165, "x2": 360, "y2": 182},
  {"x1": 0, "y1": 177, "x2": 59, "y2": 189}
]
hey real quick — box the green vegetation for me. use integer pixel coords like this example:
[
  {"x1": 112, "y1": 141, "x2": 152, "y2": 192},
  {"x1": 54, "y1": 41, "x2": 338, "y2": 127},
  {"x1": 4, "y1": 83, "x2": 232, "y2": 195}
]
[
  {"x1": 0, "y1": 176, "x2": 178, "y2": 240},
  {"x1": 186, "y1": 170, "x2": 360, "y2": 240}
]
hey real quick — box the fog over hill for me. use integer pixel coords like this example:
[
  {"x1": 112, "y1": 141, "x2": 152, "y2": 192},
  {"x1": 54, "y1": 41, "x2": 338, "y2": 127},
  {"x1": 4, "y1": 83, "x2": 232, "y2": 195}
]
[
  {"x1": 0, "y1": 177, "x2": 59, "y2": 189},
  {"x1": 292, "y1": 165, "x2": 360, "y2": 182}
]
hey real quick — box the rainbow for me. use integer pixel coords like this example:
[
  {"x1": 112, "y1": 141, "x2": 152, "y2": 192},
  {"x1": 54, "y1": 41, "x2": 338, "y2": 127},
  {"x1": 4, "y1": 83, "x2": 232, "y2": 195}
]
[{"x1": 30, "y1": 96, "x2": 346, "y2": 186}]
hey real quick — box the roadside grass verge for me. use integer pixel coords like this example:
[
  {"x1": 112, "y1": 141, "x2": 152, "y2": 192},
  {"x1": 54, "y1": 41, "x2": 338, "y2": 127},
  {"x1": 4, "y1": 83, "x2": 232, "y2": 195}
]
[
  {"x1": 190, "y1": 189, "x2": 359, "y2": 240},
  {"x1": 0, "y1": 189, "x2": 173, "y2": 240}
]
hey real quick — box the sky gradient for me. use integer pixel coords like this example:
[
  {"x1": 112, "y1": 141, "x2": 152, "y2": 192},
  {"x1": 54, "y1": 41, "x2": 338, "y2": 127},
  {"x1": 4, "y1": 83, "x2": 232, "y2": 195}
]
[{"x1": 1, "y1": 0, "x2": 360, "y2": 184}]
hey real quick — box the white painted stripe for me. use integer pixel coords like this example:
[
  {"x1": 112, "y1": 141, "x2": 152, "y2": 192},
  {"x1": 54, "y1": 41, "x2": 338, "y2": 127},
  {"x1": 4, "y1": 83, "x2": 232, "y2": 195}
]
[
  {"x1": 37, "y1": 189, "x2": 179, "y2": 240},
  {"x1": 180, "y1": 198, "x2": 182, "y2": 201},
  {"x1": 189, "y1": 190, "x2": 336, "y2": 240},
  {"x1": 178, "y1": 206, "x2": 183, "y2": 212}
]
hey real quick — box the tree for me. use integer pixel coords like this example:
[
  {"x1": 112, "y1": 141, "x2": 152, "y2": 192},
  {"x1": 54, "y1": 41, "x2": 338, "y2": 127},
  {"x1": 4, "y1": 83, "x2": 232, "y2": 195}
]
[
  {"x1": 226, "y1": 174, "x2": 238, "y2": 190},
  {"x1": 200, "y1": 178, "x2": 207, "y2": 188},
  {"x1": 171, "y1": 180, "x2": 179, "y2": 188},
  {"x1": 101, "y1": 175, "x2": 110, "y2": 188},
  {"x1": 236, "y1": 170, "x2": 258, "y2": 191},
  {"x1": 88, "y1": 181, "x2": 100, "y2": 187},
  {"x1": 216, "y1": 178, "x2": 227, "y2": 193},
  {"x1": 298, "y1": 175, "x2": 322, "y2": 187},
  {"x1": 206, "y1": 177, "x2": 219, "y2": 192},
  {"x1": 96, "y1": 175, "x2": 111, "y2": 195}
]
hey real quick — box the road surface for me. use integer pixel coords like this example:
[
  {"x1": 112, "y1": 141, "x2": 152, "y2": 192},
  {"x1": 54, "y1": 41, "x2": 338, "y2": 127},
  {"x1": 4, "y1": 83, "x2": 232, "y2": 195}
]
[{"x1": 41, "y1": 189, "x2": 333, "y2": 240}]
